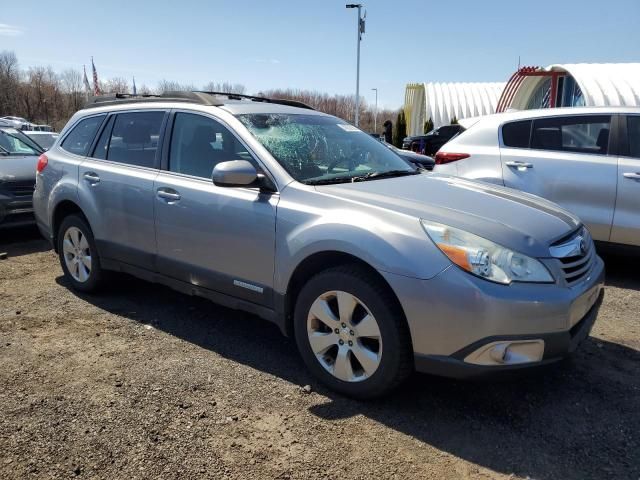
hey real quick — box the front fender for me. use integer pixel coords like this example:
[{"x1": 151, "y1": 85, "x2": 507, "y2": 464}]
[{"x1": 274, "y1": 191, "x2": 450, "y2": 294}]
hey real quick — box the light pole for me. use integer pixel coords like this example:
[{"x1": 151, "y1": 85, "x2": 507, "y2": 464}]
[
  {"x1": 371, "y1": 88, "x2": 378, "y2": 132},
  {"x1": 346, "y1": 4, "x2": 365, "y2": 127}
]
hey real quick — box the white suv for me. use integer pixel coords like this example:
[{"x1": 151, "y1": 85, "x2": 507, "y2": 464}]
[{"x1": 434, "y1": 107, "x2": 640, "y2": 248}]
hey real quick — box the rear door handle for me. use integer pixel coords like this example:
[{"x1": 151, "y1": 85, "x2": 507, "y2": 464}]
[
  {"x1": 505, "y1": 161, "x2": 533, "y2": 169},
  {"x1": 623, "y1": 172, "x2": 640, "y2": 180},
  {"x1": 157, "y1": 188, "x2": 181, "y2": 202},
  {"x1": 83, "y1": 172, "x2": 100, "y2": 184}
]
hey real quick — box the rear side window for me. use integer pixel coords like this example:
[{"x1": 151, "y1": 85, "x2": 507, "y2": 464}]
[
  {"x1": 104, "y1": 111, "x2": 165, "y2": 168},
  {"x1": 502, "y1": 120, "x2": 531, "y2": 148},
  {"x1": 627, "y1": 116, "x2": 640, "y2": 158},
  {"x1": 60, "y1": 115, "x2": 104, "y2": 156},
  {"x1": 531, "y1": 115, "x2": 611, "y2": 155}
]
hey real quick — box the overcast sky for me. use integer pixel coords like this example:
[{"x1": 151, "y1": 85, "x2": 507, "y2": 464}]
[{"x1": 2, "y1": 0, "x2": 638, "y2": 109}]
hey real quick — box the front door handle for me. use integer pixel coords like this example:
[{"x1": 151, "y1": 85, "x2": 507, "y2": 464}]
[
  {"x1": 505, "y1": 161, "x2": 533, "y2": 169},
  {"x1": 157, "y1": 188, "x2": 181, "y2": 202},
  {"x1": 623, "y1": 172, "x2": 640, "y2": 181},
  {"x1": 83, "y1": 172, "x2": 100, "y2": 184}
]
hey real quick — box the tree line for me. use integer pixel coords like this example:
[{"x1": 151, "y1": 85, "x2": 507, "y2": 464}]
[{"x1": 0, "y1": 50, "x2": 401, "y2": 138}]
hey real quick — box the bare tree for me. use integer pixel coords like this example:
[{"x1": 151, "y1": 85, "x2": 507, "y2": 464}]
[{"x1": 202, "y1": 81, "x2": 247, "y2": 94}]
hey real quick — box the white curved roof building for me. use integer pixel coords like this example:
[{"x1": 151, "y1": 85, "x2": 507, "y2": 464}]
[
  {"x1": 405, "y1": 63, "x2": 640, "y2": 137},
  {"x1": 498, "y1": 63, "x2": 640, "y2": 112},
  {"x1": 404, "y1": 82, "x2": 505, "y2": 135}
]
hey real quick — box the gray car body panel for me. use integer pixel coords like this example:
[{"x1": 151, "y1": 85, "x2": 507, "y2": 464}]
[{"x1": 34, "y1": 100, "x2": 605, "y2": 372}]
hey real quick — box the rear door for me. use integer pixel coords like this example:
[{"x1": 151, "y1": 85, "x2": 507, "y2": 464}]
[
  {"x1": 500, "y1": 114, "x2": 618, "y2": 242},
  {"x1": 610, "y1": 114, "x2": 640, "y2": 246},
  {"x1": 78, "y1": 109, "x2": 167, "y2": 269}
]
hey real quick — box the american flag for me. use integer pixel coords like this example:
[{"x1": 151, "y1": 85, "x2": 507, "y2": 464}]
[
  {"x1": 91, "y1": 57, "x2": 101, "y2": 96},
  {"x1": 82, "y1": 65, "x2": 91, "y2": 97}
]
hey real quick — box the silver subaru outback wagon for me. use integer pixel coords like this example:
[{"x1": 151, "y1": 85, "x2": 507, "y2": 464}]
[{"x1": 33, "y1": 92, "x2": 604, "y2": 398}]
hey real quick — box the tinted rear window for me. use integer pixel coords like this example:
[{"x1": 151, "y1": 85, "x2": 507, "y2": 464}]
[
  {"x1": 531, "y1": 115, "x2": 611, "y2": 155},
  {"x1": 502, "y1": 120, "x2": 531, "y2": 148},
  {"x1": 103, "y1": 111, "x2": 165, "y2": 168}
]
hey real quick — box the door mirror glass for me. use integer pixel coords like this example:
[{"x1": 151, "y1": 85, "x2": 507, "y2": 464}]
[{"x1": 212, "y1": 160, "x2": 258, "y2": 187}]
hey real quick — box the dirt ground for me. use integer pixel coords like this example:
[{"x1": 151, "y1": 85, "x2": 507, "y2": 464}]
[{"x1": 0, "y1": 226, "x2": 638, "y2": 480}]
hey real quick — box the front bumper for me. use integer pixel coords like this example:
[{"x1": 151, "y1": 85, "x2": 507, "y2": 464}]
[
  {"x1": 380, "y1": 254, "x2": 605, "y2": 377},
  {"x1": 0, "y1": 198, "x2": 35, "y2": 229},
  {"x1": 414, "y1": 289, "x2": 603, "y2": 378}
]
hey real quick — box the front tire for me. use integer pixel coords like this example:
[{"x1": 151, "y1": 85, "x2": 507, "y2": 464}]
[
  {"x1": 294, "y1": 265, "x2": 413, "y2": 399},
  {"x1": 57, "y1": 214, "x2": 105, "y2": 292}
]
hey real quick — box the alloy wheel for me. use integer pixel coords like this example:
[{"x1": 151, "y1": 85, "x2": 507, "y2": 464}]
[
  {"x1": 62, "y1": 226, "x2": 92, "y2": 283},
  {"x1": 306, "y1": 290, "x2": 383, "y2": 382}
]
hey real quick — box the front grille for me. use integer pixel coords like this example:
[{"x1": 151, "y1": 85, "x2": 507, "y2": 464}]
[
  {"x1": 2, "y1": 180, "x2": 35, "y2": 197},
  {"x1": 550, "y1": 227, "x2": 595, "y2": 286}
]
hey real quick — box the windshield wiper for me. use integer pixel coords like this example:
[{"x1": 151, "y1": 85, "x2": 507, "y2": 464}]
[
  {"x1": 303, "y1": 177, "x2": 356, "y2": 185},
  {"x1": 351, "y1": 169, "x2": 420, "y2": 182}
]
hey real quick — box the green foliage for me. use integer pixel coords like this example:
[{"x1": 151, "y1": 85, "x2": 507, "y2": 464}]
[
  {"x1": 423, "y1": 117, "x2": 434, "y2": 134},
  {"x1": 393, "y1": 110, "x2": 406, "y2": 148},
  {"x1": 450, "y1": 116, "x2": 459, "y2": 125}
]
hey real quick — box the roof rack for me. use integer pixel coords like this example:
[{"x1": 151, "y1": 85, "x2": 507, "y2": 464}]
[
  {"x1": 82, "y1": 90, "x2": 316, "y2": 111},
  {"x1": 196, "y1": 91, "x2": 315, "y2": 110},
  {"x1": 82, "y1": 91, "x2": 225, "y2": 109}
]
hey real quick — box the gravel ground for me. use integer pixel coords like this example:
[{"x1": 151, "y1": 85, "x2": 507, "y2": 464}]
[{"x1": 1, "y1": 226, "x2": 639, "y2": 480}]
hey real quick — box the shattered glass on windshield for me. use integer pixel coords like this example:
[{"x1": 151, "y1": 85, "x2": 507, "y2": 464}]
[{"x1": 237, "y1": 113, "x2": 415, "y2": 184}]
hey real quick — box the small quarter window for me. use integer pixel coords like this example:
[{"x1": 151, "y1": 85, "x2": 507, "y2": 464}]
[
  {"x1": 502, "y1": 120, "x2": 531, "y2": 148},
  {"x1": 60, "y1": 115, "x2": 104, "y2": 156}
]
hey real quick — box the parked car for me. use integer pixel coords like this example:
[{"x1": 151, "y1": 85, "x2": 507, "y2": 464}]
[
  {"x1": 32, "y1": 124, "x2": 54, "y2": 132},
  {"x1": 0, "y1": 125, "x2": 44, "y2": 228},
  {"x1": 382, "y1": 141, "x2": 435, "y2": 170},
  {"x1": 434, "y1": 107, "x2": 640, "y2": 249},
  {"x1": 23, "y1": 131, "x2": 59, "y2": 150},
  {"x1": 402, "y1": 124, "x2": 464, "y2": 155},
  {"x1": 1, "y1": 116, "x2": 32, "y2": 130},
  {"x1": 34, "y1": 92, "x2": 604, "y2": 398}
]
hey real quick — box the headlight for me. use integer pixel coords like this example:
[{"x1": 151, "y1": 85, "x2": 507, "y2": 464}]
[{"x1": 421, "y1": 220, "x2": 553, "y2": 285}]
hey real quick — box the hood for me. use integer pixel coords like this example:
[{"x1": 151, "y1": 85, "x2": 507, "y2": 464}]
[
  {"x1": 318, "y1": 173, "x2": 581, "y2": 257},
  {"x1": 0, "y1": 155, "x2": 39, "y2": 183}
]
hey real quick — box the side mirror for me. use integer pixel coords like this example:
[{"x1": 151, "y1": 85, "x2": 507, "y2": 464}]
[{"x1": 212, "y1": 160, "x2": 276, "y2": 192}]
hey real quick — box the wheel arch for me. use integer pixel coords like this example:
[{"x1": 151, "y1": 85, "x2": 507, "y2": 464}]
[
  {"x1": 280, "y1": 250, "x2": 409, "y2": 340},
  {"x1": 51, "y1": 200, "x2": 90, "y2": 252}
]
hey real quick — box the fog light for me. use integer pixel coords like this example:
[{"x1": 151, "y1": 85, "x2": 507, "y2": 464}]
[{"x1": 464, "y1": 340, "x2": 544, "y2": 366}]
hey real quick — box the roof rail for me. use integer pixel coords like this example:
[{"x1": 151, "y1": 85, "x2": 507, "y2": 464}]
[
  {"x1": 82, "y1": 91, "x2": 224, "y2": 109},
  {"x1": 197, "y1": 91, "x2": 315, "y2": 110},
  {"x1": 82, "y1": 90, "x2": 316, "y2": 111}
]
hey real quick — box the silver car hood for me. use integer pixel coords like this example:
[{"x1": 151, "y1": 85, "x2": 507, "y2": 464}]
[
  {"x1": 318, "y1": 173, "x2": 581, "y2": 257},
  {"x1": 0, "y1": 156, "x2": 39, "y2": 183}
]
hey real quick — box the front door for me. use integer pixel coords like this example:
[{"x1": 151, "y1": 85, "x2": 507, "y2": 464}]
[
  {"x1": 501, "y1": 114, "x2": 618, "y2": 241},
  {"x1": 154, "y1": 111, "x2": 278, "y2": 307},
  {"x1": 611, "y1": 114, "x2": 640, "y2": 246}
]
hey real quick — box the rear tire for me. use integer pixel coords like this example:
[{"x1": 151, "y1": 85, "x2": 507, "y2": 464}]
[
  {"x1": 294, "y1": 265, "x2": 413, "y2": 399},
  {"x1": 57, "y1": 214, "x2": 105, "y2": 293}
]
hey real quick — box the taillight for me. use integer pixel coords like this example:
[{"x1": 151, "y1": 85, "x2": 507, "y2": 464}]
[
  {"x1": 434, "y1": 152, "x2": 470, "y2": 165},
  {"x1": 36, "y1": 153, "x2": 48, "y2": 173}
]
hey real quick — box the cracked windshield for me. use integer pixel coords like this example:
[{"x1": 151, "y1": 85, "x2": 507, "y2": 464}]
[{"x1": 238, "y1": 113, "x2": 417, "y2": 184}]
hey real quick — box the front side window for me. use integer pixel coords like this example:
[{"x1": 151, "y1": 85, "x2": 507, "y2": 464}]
[
  {"x1": 627, "y1": 116, "x2": 640, "y2": 159},
  {"x1": 60, "y1": 115, "x2": 104, "y2": 156},
  {"x1": 0, "y1": 128, "x2": 43, "y2": 156},
  {"x1": 531, "y1": 115, "x2": 611, "y2": 155},
  {"x1": 169, "y1": 113, "x2": 254, "y2": 178},
  {"x1": 502, "y1": 120, "x2": 531, "y2": 148},
  {"x1": 237, "y1": 113, "x2": 416, "y2": 184},
  {"x1": 104, "y1": 111, "x2": 165, "y2": 168}
]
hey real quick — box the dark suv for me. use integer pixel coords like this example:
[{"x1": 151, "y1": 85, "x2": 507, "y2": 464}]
[{"x1": 402, "y1": 124, "x2": 464, "y2": 156}]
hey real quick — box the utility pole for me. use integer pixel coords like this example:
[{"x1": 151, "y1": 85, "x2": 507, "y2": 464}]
[
  {"x1": 346, "y1": 4, "x2": 365, "y2": 127},
  {"x1": 371, "y1": 88, "x2": 378, "y2": 132}
]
